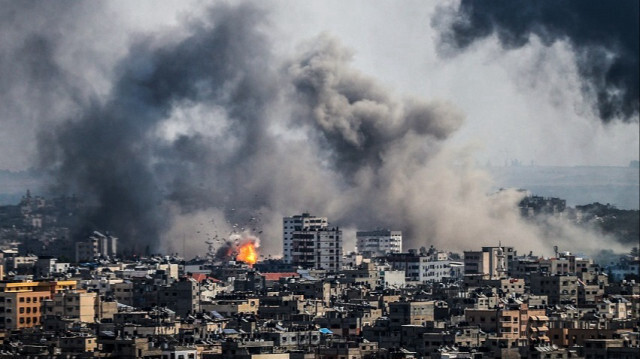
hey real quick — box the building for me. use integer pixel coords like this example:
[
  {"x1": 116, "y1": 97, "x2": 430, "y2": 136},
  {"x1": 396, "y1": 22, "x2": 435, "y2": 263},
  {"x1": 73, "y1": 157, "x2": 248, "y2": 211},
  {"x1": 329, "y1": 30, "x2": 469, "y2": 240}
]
[
  {"x1": 539, "y1": 252, "x2": 593, "y2": 275},
  {"x1": 464, "y1": 246, "x2": 515, "y2": 280},
  {"x1": 35, "y1": 256, "x2": 70, "y2": 278},
  {"x1": 0, "y1": 280, "x2": 77, "y2": 330},
  {"x1": 75, "y1": 231, "x2": 118, "y2": 262},
  {"x1": 530, "y1": 274, "x2": 578, "y2": 305},
  {"x1": 283, "y1": 213, "x2": 342, "y2": 271},
  {"x1": 42, "y1": 291, "x2": 97, "y2": 323},
  {"x1": 158, "y1": 277, "x2": 202, "y2": 317},
  {"x1": 283, "y1": 213, "x2": 328, "y2": 264},
  {"x1": 464, "y1": 303, "x2": 547, "y2": 341},
  {"x1": 356, "y1": 230, "x2": 402, "y2": 258},
  {"x1": 422, "y1": 257, "x2": 464, "y2": 283}
]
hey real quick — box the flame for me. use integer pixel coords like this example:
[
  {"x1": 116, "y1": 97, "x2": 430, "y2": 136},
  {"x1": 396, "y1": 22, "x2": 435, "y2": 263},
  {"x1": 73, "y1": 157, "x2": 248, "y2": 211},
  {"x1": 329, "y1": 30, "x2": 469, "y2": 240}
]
[{"x1": 236, "y1": 241, "x2": 258, "y2": 266}]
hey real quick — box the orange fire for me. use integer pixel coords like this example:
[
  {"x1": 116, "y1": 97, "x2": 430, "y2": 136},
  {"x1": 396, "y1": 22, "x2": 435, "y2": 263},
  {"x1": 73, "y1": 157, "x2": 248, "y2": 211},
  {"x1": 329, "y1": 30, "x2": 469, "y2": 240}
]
[{"x1": 236, "y1": 241, "x2": 258, "y2": 266}]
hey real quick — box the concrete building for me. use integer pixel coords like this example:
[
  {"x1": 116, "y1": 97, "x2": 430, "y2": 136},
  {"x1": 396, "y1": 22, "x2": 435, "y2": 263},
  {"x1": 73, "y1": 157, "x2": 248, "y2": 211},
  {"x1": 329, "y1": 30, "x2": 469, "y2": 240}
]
[
  {"x1": 283, "y1": 213, "x2": 342, "y2": 271},
  {"x1": 340, "y1": 262, "x2": 379, "y2": 288},
  {"x1": 356, "y1": 230, "x2": 402, "y2": 258},
  {"x1": 158, "y1": 277, "x2": 202, "y2": 317},
  {"x1": 0, "y1": 280, "x2": 77, "y2": 330},
  {"x1": 43, "y1": 291, "x2": 97, "y2": 323},
  {"x1": 422, "y1": 258, "x2": 464, "y2": 283},
  {"x1": 283, "y1": 213, "x2": 328, "y2": 264},
  {"x1": 388, "y1": 300, "x2": 439, "y2": 327},
  {"x1": 59, "y1": 335, "x2": 98, "y2": 354},
  {"x1": 75, "y1": 231, "x2": 118, "y2": 262},
  {"x1": 530, "y1": 274, "x2": 578, "y2": 305},
  {"x1": 35, "y1": 256, "x2": 70, "y2": 278},
  {"x1": 539, "y1": 252, "x2": 592, "y2": 275},
  {"x1": 202, "y1": 298, "x2": 259, "y2": 317},
  {"x1": 464, "y1": 246, "x2": 515, "y2": 280},
  {"x1": 465, "y1": 303, "x2": 547, "y2": 341}
]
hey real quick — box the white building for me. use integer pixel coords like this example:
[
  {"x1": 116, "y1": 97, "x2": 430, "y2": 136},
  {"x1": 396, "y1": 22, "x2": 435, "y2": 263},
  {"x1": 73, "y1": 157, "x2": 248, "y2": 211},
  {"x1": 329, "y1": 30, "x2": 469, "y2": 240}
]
[
  {"x1": 378, "y1": 267, "x2": 406, "y2": 288},
  {"x1": 421, "y1": 258, "x2": 464, "y2": 283},
  {"x1": 283, "y1": 213, "x2": 328, "y2": 264},
  {"x1": 356, "y1": 230, "x2": 402, "y2": 258},
  {"x1": 283, "y1": 213, "x2": 342, "y2": 271},
  {"x1": 35, "y1": 257, "x2": 70, "y2": 278},
  {"x1": 385, "y1": 251, "x2": 463, "y2": 283}
]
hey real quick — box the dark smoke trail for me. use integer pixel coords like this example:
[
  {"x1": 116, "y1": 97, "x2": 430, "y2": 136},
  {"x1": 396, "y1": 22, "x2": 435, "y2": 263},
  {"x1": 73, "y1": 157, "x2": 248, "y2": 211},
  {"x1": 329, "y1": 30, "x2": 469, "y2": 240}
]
[
  {"x1": 38, "y1": 3, "x2": 276, "y2": 252},
  {"x1": 434, "y1": 0, "x2": 639, "y2": 123}
]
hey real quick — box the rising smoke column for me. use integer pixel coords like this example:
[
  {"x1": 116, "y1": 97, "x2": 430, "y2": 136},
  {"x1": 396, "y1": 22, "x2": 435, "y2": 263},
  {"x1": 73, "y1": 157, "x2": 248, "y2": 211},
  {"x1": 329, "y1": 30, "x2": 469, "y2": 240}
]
[
  {"x1": 434, "y1": 0, "x2": 639, "y2": 123},
  {"x1": 38, "y1": 3, "x2": 279, "y2": 252},
  {"x1": 288, "y1": 35, "x2": 464, "y2": 177},
  {"x1": 0, "y1": 1, "x2": 103, "y2": 170},
  {"x1": 29, "y1": 2, "x2": 625, "y2": 257}
]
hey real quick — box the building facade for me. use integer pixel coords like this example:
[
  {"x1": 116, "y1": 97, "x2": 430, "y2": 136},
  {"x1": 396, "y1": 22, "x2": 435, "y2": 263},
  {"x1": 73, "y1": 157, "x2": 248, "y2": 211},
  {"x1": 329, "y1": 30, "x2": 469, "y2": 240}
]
[
  {"x1": 0, "y1": 280, "x2": 77, "y2": 330},
  {"x1": 283, "y1": 213, "x2": 328, "y2": 264},
  {"x1": 283, "y1": 213, "x2": 342, "y2": 271},
  {"x1": 356, "y1": 230, "x2": 402, "y2": 258},
  {"x1": 75, "y1": 231, "x2": 118, "y2": 262},
  {"x1": 464, "y1": 246, "x2": 515, "y2": 280}
]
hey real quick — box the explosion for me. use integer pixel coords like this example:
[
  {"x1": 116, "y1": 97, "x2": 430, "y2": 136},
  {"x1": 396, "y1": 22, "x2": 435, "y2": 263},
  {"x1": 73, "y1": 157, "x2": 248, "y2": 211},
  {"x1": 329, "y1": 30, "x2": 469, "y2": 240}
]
[{"x1": 236, "y1": 241, "x2": 258, "y2": 266}]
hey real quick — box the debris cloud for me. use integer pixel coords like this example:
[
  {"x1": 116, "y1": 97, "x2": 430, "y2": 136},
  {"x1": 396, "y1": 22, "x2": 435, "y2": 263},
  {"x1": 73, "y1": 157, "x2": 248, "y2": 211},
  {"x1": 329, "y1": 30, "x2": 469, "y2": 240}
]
[{"x1": 0, "y1": 2, "x2": 624, "y2": 257}]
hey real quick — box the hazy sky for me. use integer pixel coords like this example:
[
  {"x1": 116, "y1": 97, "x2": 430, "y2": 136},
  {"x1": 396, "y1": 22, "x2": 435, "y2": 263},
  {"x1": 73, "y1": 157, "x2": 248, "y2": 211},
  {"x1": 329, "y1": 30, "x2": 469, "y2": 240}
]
[
  {"x1": 0, "y1": 1, "x2": 637, "y2": 256},
  {"x1": 1, "y1": 0, "x2": 637, "y2": 170}
]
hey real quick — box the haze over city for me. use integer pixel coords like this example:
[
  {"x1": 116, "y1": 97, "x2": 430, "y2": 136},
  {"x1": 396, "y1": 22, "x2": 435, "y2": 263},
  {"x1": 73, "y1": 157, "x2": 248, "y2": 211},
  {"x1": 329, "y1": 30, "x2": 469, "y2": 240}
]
[
  {"x1": 0, "y1": 1, "x2": 638, "y2": 257},
  {"x1": 0, "y1": 2, "x2": 638, "y2": 358}
]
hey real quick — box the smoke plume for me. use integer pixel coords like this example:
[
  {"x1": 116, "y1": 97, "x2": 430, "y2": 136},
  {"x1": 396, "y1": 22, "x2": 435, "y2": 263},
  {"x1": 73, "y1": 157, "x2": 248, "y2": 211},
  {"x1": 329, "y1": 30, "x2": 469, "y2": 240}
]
[
  {"x1": 0, "y1": 2, "x2": 624, "y2": 257},
  {"x1": 434, "y1": 0, "x2": 639, "y2": 123}
]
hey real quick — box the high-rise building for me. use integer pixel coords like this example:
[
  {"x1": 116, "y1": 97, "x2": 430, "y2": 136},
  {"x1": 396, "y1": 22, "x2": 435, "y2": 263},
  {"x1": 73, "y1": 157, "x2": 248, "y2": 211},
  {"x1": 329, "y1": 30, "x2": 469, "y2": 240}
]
[
  {"x1": 356, "y1": 230, "x2": 402, "y2": 258},
  {"x1": 283, "y1": 213, "x2": 328, "y2": 264},
  {"x1": 283, "y1": 213, "x2": 342, "y2": 271}
]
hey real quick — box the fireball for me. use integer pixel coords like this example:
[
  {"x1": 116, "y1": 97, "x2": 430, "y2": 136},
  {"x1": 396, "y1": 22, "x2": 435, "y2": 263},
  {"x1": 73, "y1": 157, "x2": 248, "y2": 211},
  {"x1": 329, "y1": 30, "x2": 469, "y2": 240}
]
[{"x1": 236, "y1": 241, "x2": 258, "y2": 266}]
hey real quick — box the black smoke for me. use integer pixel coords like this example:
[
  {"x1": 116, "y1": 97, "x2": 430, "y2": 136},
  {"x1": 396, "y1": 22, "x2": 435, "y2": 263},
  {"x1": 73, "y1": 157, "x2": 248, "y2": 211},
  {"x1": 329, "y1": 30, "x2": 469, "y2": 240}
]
[
  {"x1": 436, "y1": 0, "x2": 639, "y2": 123},
  {"x1": 35, "y1": 2, "x2": 465, "y2": 253},
  {"x1": 0, "y1": 1, "x2": 93, "y2": 170},
  {"x1": 8, "y1": 2, "x2": 618, "y2": 257},
  {"x1": 38, "y1": 3, "x2": 277, "y2": 252},
  {"x1": 289, "y1": 35, "x2": 462, "y2": 178}
]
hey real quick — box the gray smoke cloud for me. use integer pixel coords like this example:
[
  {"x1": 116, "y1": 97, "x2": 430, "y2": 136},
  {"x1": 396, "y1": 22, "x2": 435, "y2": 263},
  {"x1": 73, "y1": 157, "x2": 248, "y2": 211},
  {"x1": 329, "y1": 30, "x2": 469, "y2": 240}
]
[
  {"x1": 433, "y1": 0, "x2": 639, "y2": 123},
  {"x1": 0, "y1": 2, "x2": 626, "y2": 257},
  {"x1": 0, "y1": 1, "x2": 97, "y2": 170},
  {"x1": 288, "y1": 34, "x2": 463, "y2": 177}
]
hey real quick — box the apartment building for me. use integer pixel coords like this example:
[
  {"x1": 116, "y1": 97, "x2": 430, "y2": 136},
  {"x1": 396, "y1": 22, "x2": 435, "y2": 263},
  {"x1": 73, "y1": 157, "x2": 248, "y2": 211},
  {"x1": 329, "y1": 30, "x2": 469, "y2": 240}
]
[
  {"x1": 0, "y1": 280, "x2": 77, "y2": 330},
  {"x1": 356, "y1": 230, "x2": 402, "y2": 258},
  {"x1": 283, "y1": 213, "x2": 342, "y2": 271}
]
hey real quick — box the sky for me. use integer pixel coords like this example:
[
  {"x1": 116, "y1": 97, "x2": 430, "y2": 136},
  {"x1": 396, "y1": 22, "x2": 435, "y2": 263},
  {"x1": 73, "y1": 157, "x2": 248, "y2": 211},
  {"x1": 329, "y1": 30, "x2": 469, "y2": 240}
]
[
  {"x1": 1, "y1": 1, "x2": 638, "y2": 170},
  {"x1": 0, "y1": 1, "x2": 638, "y2": 257}
]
